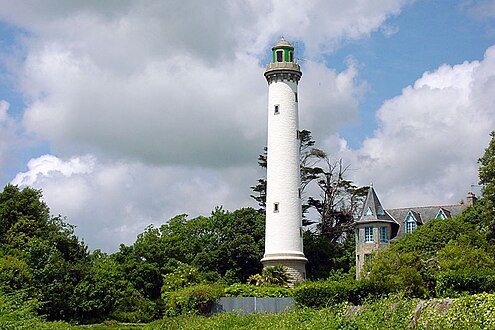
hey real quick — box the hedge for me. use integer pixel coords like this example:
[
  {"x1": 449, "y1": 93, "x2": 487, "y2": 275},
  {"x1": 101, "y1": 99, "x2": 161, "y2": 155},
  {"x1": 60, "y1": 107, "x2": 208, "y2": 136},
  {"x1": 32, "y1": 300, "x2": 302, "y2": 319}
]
[
  {"x1": 435, "y1": 268, "x2": 495, "y2": 297},
  {"x1": 292, "y1": 278, "x2": 384, "y2": 308}
]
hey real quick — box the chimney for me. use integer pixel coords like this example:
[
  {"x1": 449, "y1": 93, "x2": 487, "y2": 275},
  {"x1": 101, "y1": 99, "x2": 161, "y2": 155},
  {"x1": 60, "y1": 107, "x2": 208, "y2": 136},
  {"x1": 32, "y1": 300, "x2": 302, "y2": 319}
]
[{"x1": 467, "y1": 192, "x2": 477, "y2": 207}]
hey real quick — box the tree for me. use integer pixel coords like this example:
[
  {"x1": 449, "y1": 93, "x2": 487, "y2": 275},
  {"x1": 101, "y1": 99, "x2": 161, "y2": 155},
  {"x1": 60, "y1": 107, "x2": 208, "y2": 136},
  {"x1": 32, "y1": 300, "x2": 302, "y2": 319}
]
[
  {"x1": 479, "y1": 131, "x2": 495, "y2": 205},
  {"x1": 114, "y1": 206, "x2": 265, "y2": 306},
  {"x1": 0, "y1": 185, "x2": 89, "y2": 321},
  {"x1": 251, "y1": 130, "x2": 366, "y2": 231},
  {"x1": 307, "y1": 157, "x2": 367, "y2": 242},
  {"x1": 250, "y1": 129, "x2": 318, "y2": 214},
  {"x1": 365, "y1": 216, "x2": 492, "y2": 297},
  {"x1": 478, "y1": 130, "x2": 495, "y2": 242}
]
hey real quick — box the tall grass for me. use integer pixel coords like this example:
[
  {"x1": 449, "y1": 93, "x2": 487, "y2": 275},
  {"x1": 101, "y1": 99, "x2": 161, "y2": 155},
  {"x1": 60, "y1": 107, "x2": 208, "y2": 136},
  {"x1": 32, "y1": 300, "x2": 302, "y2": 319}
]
[
  {"x1": 146, "y1": 293, "x2": 495, "y2": 330},
  {"x1": 0, "y1": 291, "x2": 71, "y2": 329}
]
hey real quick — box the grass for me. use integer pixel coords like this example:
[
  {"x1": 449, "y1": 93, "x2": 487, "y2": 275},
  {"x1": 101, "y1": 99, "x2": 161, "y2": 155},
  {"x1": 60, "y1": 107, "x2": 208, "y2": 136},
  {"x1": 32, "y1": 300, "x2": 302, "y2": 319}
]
[{"x1": 5, "y1": 293, "x2": 495, "y2": 329}]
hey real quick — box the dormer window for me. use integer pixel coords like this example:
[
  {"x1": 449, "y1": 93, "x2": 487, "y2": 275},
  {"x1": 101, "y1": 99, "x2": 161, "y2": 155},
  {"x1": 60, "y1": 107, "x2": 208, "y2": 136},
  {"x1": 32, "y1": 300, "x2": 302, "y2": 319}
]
[
  {"x1": 435, "y1": 209, "x2": 447, "y2": 220},
  {"x1": 377, "y1": 206, "x2": 385, "y2": 216},
  {"x1": 364, "y1": 207, "x2": 373, "y2": 216},
  {"x1": 276, "y1": 50, "x2": 283, "y2": 62},
  {"x1": 404, "y1": 211, "x2": 417, "y2": 233}
]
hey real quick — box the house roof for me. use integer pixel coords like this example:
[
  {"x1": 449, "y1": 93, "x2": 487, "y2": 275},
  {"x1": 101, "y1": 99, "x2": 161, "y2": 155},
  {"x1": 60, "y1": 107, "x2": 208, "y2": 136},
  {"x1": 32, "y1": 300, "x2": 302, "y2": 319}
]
[
  {"x1": 386, "y1": 204, "x2": 466, "y2": 238},
  {"x1": 355, "y1": 185, "x2": 398, "y2": 225},
  {"x1": 354, "y1": 184, "x2": 468, "y2": 239}
]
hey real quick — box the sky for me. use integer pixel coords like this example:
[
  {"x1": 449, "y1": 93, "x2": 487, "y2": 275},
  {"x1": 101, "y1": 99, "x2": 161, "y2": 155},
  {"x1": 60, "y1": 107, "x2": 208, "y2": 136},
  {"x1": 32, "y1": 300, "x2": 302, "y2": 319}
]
[{"x1": 0, "y1": 0, "x2": 494, "y2": 252}]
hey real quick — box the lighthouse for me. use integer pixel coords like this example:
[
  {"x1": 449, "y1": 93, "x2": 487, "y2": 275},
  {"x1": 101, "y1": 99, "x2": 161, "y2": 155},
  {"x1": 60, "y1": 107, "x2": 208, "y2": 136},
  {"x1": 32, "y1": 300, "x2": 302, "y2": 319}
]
[{"x1": 261, "y1": 38, "x2": 307, "y2": 281}]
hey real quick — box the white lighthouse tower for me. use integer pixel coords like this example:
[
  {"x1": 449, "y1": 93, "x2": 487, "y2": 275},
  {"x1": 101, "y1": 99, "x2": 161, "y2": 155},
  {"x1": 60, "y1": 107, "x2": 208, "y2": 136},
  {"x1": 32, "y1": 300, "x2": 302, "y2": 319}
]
[{"x1": 261, "y1": 38, "x2": 307, "y2": 281}]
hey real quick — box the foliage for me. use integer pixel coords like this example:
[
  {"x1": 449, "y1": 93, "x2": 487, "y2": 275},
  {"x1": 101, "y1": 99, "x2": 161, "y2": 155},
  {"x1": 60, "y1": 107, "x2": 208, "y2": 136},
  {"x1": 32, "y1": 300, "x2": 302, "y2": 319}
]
[
  {"x1": 148, "y1": 293, "x2": 495, "y2": 330},
  {"x1": 364, "y1": 217, "x2": 493, "y2": 298},
  {"x1": 246, "y1": 265, "x2": 293, "y2": 287},
  {"x1": 115, "y1": 207, "x2": 264, "y2": 302},
  {"x1": 303, "y1": 230, "x2": 355, "y2": 279},
  {"x1": 161, "y1": 262, "x2": 203, "y2": 293},
  {"x1": 292, "y1": 276, "x2": 384, "y2": 308},
  {"x1": 417, "y1": 293, "x2": 495, "y2": 329},
  {"x1": 251, "y1": 130, "x2": 364, "y2": 280},
  {"x1": 72, "y1": 250, "x2": 157, "y2": 323},
  {"x1": 306, "y1": 158, "x2": 367, "y2": 242},
  {"x1": 364, "y1": 250, "x2": 429, "y2": 297},
  {"x1": 162, "y1": 284, "x2": 224, "y2": 317},
  {"x1": 0, "y1": 185, "x2": 89, "y2": 321},
  {"x1": 261, "y1": 265, "x2": 292, "y2": 286},
  {"x1": 0, "y1": 291, "x2": 71, "y2": 330},
  {"x1": 0, "y1": 255, "x2": 33, "y2": 293},
  {"x1": 479, "y1": 131, "x2": 495, "y2": 206},
  {"x1": 435, "y1": 268, "x2": 495, "y2": 298},
  {"x1": 224, "y1": 283, "x2": 291, "y2": 298},
  {"x1": 477, "y1": 131, "x2": 495, "y2": 243},
  {"x1": 437, "y1": 236, "x2": 494, "y2": 271}
]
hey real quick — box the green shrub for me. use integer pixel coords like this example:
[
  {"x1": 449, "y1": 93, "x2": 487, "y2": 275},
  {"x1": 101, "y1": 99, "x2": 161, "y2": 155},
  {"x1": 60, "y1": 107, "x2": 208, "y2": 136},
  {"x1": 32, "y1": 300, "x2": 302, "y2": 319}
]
[
  {"x1": 0, "y1": 291, "x2": 70, "y2": 329},
  {"x1": 224, "y1": 283, "x2": 292, "y2": 298},
  {"x1": 418, "y1": 293, "x2": 495, "y2": 329},
  {"x1": 293, "y1": 278, "x2": 383, "y2": 308},
  {"x1": 436, "y1": 268, "x2": 495, "y2": 297},
  {"x1": 161, "y1": 262, "x2": 202, "y2": 293},
  {"x1": 0, "y1": 256, "x2": 33, "y2": 293},
  {"x1": 162, "y1": 284, "x2": 224, "y2": 317}
]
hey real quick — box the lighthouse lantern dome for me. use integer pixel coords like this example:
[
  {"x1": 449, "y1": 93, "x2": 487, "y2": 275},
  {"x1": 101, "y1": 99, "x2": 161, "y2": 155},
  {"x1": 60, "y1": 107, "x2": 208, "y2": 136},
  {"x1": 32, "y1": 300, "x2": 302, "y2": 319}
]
[{"x1": 272, "y1": 37, "x2": 294, "y2": 63}]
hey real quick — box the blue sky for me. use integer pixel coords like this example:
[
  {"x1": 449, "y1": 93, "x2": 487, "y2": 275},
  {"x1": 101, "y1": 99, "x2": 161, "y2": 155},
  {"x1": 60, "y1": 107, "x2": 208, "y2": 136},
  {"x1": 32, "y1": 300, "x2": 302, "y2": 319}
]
[
  {"x1": 332, "y1": 0, "x2": 495, "y2": 147},
  {"x1": 0, "y1": 0, "x2": 494, "y2": 252}
]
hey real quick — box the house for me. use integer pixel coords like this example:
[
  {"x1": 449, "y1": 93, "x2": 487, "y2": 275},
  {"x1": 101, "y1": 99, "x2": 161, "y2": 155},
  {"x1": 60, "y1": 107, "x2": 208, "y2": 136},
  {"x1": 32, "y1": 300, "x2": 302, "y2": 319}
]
[{"x1": 354, "y1": 185, "x2": 476, "y2": 279}]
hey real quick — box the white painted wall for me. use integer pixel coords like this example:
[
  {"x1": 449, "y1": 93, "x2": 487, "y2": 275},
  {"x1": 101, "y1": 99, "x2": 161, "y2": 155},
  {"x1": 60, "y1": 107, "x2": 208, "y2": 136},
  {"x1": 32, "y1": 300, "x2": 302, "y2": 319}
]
[{"x1": 264, "y1": 78, "x2": 304, "y2": 257}]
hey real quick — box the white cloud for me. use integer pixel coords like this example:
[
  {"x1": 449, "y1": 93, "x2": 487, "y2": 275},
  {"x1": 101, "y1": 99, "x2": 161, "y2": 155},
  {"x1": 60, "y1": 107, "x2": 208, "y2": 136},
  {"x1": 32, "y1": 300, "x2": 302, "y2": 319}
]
[
  {"x1": 12, "y1": 154, "x2": 259, "y2": 252},
  {"x1": 301, "y1": 59, "x2": 366, "y2": 140},
  {"x1": 344, "y1": 45, "x2": 495, "y2": 207},
  {"x1": 3, "y1": 1, "x2": 407, "y2": 170},
  {"x1": 0, "y1": 101, "x2": 22, "y2": 181},
  {"x1": 0, "y1": 1, "x2": 416, "y2": 250}
]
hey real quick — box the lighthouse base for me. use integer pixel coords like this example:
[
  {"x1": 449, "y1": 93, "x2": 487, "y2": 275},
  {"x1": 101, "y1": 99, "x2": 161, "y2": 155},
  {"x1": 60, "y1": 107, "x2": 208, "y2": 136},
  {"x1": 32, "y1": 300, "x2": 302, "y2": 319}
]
[{"x1": 261, "y1": 253, "x2": 307, "y2": 283}]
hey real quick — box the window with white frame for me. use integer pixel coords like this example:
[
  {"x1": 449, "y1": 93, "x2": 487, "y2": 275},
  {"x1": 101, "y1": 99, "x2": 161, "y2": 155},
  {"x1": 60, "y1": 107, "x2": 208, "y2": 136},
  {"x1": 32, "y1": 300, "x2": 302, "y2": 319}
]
[
  {"x1": 379, "y1": 226, "x2": 388, "y2": 243},
  {"x1": 364, "y1": 207, "x2": 372, "y2": 216},
  {"x1": 365, "y1": 227, "x2": 374, "y2": 242},
  {"x1": 435, "y1": 209, "x2": 447, "y2": 220},
  {"x1": 404, "y1": 212, "x2": 417, "y2": 233},
  {"x1": 377, "y1": 206, "x2": 385, "y2": 216}
]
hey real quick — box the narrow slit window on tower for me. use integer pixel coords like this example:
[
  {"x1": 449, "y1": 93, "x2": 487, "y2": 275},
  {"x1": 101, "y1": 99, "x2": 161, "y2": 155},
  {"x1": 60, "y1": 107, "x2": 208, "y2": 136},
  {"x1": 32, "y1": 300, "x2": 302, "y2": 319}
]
[
  {"x1": 276, "y1": 50, "x2": 283, "y2": 62},
  {"x1": 274, "y1": 202, "x2": 279, "y2": 213},
  {"x1": 289, "y1": 51, "x2": 294, "y2": 62},
  {"x1": 274, "y1": 104, "x2": 280, "y2": 114},
  {"x1": 294, "y1": 92, "x2": 298, "y2": 102},
  {"x1": 298, "y1": 188, "x2": 301, "y2": 198}
]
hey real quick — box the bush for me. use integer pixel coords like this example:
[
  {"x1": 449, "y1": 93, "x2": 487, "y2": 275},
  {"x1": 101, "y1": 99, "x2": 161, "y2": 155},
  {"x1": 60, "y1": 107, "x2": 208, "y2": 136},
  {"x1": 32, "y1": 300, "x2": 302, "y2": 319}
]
[
  {"x1": 0, "y1": 291, "x2": 70, "y2": 329},
  {"x1": 224, "y1": 283, "x2": 292, "y2": 298},
  {"x1": 161, "y1": 262, "x2": 202, "y2": 293},
  {"x1": 162, "y1": 284, "x2": 224, "y2": 317},
  {"x1": 293, "y1": 278, "x2": 383, "y2": 308},
  {"x1": 436, "y1": 268, "x2": 495, "y2": 297},
  {"x1": 418, "y1": 293, "x2": 495, "y2": 329}
]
